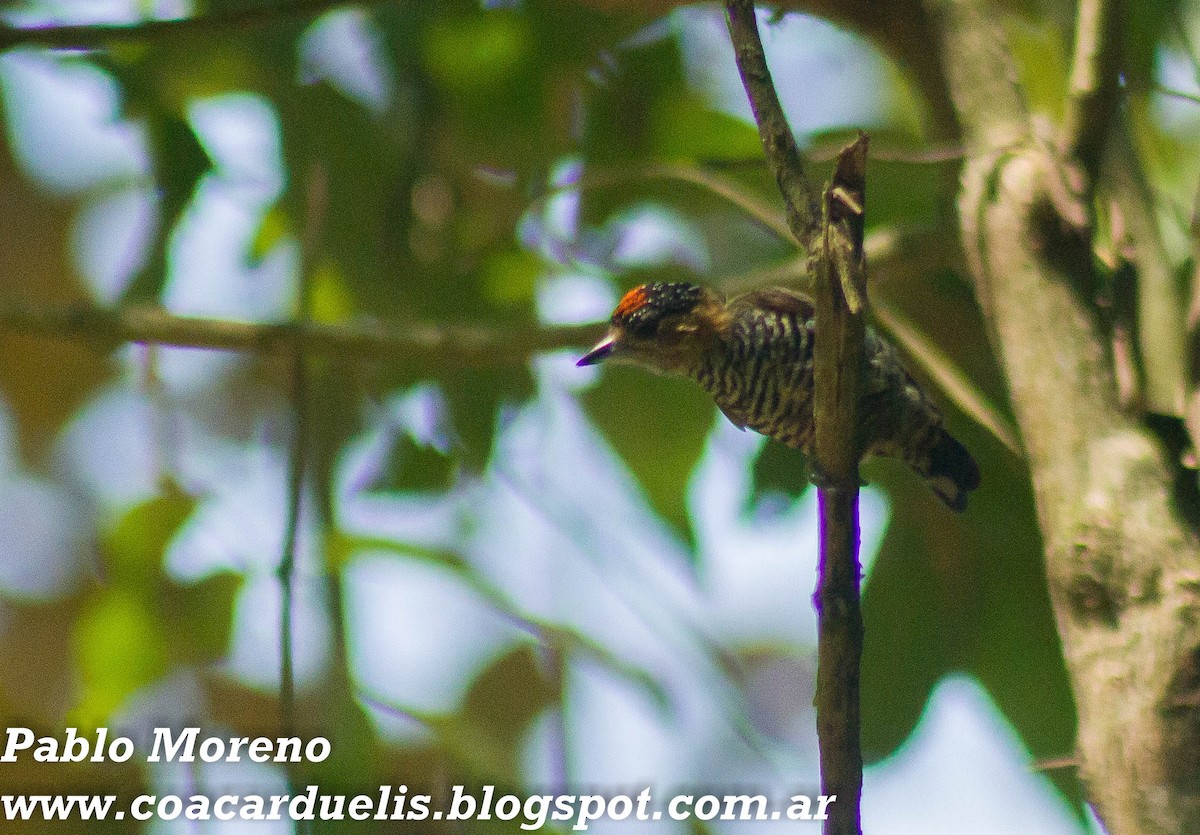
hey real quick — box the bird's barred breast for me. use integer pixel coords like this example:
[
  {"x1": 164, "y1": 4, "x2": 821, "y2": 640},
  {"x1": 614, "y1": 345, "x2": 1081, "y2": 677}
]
[{"x1": 700, "y1": 309, "x2": 817, "y2": 451}]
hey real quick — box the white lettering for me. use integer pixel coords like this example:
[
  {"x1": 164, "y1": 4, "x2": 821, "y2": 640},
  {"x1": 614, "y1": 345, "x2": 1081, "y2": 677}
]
[
  {"x1": 199, "y1": 737, "x2": 225, "y2": 762},
  {"x1": 303, "y1": 737, "x2": 330, "y2": 763},
  {"x1": 148, "y1": 728, "x2": 199, "y2": 763},
  {"x1": 2, "y1": 728, "x2": 32, "y2": 762},
  {"x1": 108, "y1": 737, "x2": 134, "y2": 762}
]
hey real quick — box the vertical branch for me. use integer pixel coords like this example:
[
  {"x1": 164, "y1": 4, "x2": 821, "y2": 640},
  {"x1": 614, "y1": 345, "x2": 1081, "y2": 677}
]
[
  {"x1": 278, "y1": 165, "x2": 328, "y2": 743},
  {"x1": 1061, "y1": 0, "x2": 1123, "y2": 190},
  {"x1": 724, "y1": 4, "x2": 868, "y2": 832},
  {"x1": 812, "y1": 137, "x2": 869, "y2": 835},
  {"x1": 1107, "y1": 125, "x2": 1187, "y2": 417},
  {"x1": 279, "y1": 370, "x2": 306, "y2": 741},
  {"x1": 1187, "y1": 183, "x2": 1200, "y2": 452}
]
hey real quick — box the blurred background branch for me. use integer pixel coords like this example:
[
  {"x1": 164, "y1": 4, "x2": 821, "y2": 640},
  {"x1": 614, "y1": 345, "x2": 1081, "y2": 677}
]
[
  {"x1": 1061, "y1": 0, "x2": 1124, "y2": 191},
  {"x1": 0, "y1": 0, "x2": 386, "y2": 50},
  {"x1": 0, "y1": 302, "x2": 603, "y2": 365}
]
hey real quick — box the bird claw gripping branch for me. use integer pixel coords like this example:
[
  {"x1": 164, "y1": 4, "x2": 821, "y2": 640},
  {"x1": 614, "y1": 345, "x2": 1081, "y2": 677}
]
[{"x1": 579, "y1": 282, "x2": 980, "y2": 511}]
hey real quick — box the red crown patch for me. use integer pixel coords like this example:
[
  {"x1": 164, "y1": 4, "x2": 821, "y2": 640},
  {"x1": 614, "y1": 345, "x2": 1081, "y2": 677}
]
[{"x1": 613, "y1": 285, "x2": 649, "y2": 319}]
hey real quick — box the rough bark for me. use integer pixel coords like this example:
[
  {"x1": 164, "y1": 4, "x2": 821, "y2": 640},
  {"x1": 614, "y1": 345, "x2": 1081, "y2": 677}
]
[
  {"x1": 811, "y1": 138, "x2": 870, "y2": 835},
  {"x1": 929, "y1": 1, "x2": 1200, "y2": 832}
]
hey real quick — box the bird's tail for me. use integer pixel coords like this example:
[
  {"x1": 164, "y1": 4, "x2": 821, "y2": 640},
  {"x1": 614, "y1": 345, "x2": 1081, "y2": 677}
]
[{"x1": 924, "y1": 430, "x2": 980, "y2": 512}]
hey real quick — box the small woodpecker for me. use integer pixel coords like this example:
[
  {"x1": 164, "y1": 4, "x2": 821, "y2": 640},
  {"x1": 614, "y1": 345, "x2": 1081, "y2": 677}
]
[{"x1": 578, "y1": 282, "x2": 980, "y2": 511}]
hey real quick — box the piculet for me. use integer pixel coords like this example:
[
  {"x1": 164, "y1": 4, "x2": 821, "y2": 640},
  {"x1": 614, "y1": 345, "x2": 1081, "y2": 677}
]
[{"x1": 577, "y1": 282, "x2": 980, "y2": 511}]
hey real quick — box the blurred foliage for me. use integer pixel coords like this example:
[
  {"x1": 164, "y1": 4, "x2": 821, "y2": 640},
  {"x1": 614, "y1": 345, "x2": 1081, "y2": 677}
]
[
  {"x1": 2, "y1": 0, "x2": 1198, "y2": 832},
  {"x1": 581, "y1": 366, "x2": 713, "y2": 542}
]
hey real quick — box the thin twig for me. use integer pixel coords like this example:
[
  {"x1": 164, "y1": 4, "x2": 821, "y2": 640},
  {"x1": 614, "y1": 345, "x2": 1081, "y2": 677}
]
[
  {"x1": 0, "y1": 0, "x2": 379, "y2": 51},
  {"x1": 0, "y1": 302, "x2": 603, "y2": 365},
  {"x1": 1033, "y1": 755, "x2": 1082, "y2": 773},
  {"x1": 277, "y1": 167, "x2": 326, "y2": 832},
  {"x1": 278, "y1": 369, "x2": 305, "y2": 737},
  {"x1": 724, "y1": 0, "x2": 821, "y2": 249},
  {"x1": 541, "y1": 163, "x2": 791, "y2": 242},
  {"x1": 1061, "y1": 0, "x2": 1124, "y2": 188},
  {"x1": 280, "y1": 165, "x2": 325, "y2": 829},
  {"x1": 1156, "y1": 85, "x2": 1200, "y2": 107}
]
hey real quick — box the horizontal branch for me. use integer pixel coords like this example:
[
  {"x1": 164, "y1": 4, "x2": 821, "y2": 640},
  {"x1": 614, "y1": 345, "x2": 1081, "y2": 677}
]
[
  {"x1": 0, "y1": 302, "x2": 604, "y2": 366},
  {"x1": 0, "y1": 0, "x2": 372, "y2": 51}
]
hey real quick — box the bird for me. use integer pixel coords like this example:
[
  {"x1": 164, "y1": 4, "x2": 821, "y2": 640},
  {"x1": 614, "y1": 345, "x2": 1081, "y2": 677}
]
[{"x1": 577, "y1": 282, "x2": 980, "y2": 511}]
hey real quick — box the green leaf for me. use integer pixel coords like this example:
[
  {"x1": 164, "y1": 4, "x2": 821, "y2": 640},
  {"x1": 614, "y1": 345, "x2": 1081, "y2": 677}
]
[
  {"x1": 423, "y1": 13, "x2": 533, "y2": 94},
  {"x1": 583, "y1": 28, "x2": 687, "y2": 165},
  {"x1": 367, "y1": 431, "x2": 457, "y2": 495},
  {"x1": 101, "y1": 487, "x2": 196, "y2": 582},
  {"x1": 1127, "y1": 0, "x2": 1183, "y2": 92},
  {"x1": 249, "y1": 203, "x2": 290, "y2": 264},
  {"x1": 368, "y1": 641, "x2": 634, "y2": 790},
  {"x1": 750, "y1": 437, "x2": 810, "y2": 504},
  {"x1": 301, "y1": 682, "x2": 383, "y2": 793},
  {"x1": 581, "y1": 364, "x2": 714, "y2": 545},
  {"x1": 120, "y1": 113, "x2": 212, "y2": 305},
  {"x1": 328, "y1": 534, "x2": 464, "y2": 574},
  {"x1": 308, "y1": 257, "x2": 356, "y2": 324},
  {"x1": 72, "y1": 588, "x2": 169, "y2": 726},
  {"x1": 858, "y1": 466, "x2": 961, "y2": 762},
  {"x1": 163, "y1": 572, "x2": 241, "y2": 665},
  {"x1": 77, "y1": 488, "x2": 238, "y2": 724},
  {"x1": 651, "y1": 94, "x2": 763, "y2": 162},
  {"x1": 442, "y1": 368, "x2": 535, "y2": 472},
  {"x1": 459, "y1": 644, "x2": 558, "y2": 764},
  {"x1": 860, "y1": 421, "x2": 1082, "y2": 812},
  {"x1": 482, "y1": 249, "x2": 543, "y2": 308}
]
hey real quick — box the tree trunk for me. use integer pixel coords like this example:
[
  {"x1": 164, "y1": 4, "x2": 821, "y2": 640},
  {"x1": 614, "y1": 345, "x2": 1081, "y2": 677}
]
[{"x1": 930, "y1": 1, "x2": 1200, "y2": 831}]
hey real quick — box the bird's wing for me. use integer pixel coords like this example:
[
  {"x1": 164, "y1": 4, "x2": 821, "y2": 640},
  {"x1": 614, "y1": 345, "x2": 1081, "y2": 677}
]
[{"x1": 727, "y1": 287, "x2": 814, "y2": 318}]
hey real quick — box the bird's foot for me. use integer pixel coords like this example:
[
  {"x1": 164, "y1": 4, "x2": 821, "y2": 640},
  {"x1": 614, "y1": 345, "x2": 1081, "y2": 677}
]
[{"x1": 807, "y1": 462, "x2": 836, "y2": 490}]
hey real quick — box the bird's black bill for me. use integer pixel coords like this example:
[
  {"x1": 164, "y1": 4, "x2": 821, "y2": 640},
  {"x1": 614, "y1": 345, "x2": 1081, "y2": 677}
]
[{"x1": 576, "y1": 338, "x2": 614, "y2": 367}]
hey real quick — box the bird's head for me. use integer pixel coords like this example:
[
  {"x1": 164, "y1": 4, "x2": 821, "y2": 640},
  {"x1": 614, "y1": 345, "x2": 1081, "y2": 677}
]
[{"x1": 577, "y1": 282, "x2": 729, "y2": 375}]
